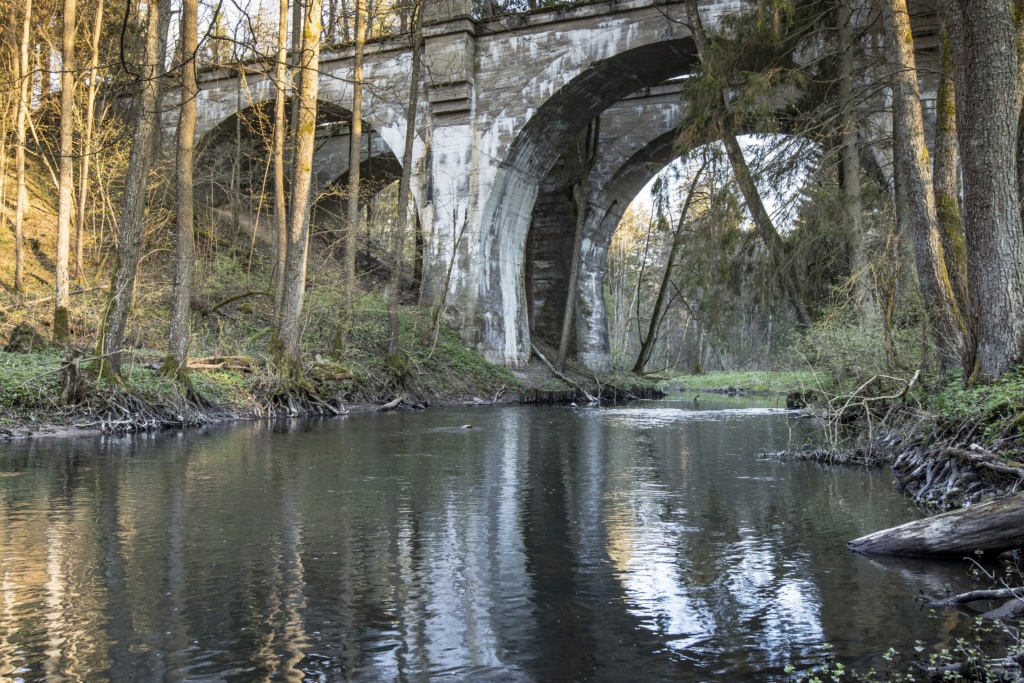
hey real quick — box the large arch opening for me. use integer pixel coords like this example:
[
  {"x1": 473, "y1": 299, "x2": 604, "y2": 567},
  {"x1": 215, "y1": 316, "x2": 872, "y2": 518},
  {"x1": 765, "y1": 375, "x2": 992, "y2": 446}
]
[
  {"x1": 192, "y1": 97, "x2": 422, "y2": 297},
  {"x1": 474, "y1": 38, "x2": 700, "y2": 366}
]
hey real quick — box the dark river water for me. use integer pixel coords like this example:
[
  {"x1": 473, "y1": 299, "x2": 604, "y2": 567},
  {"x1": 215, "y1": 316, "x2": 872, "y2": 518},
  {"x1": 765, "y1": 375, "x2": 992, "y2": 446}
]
[{"x1": 0, "y1": 399, "x2": 974, "y2": 682}]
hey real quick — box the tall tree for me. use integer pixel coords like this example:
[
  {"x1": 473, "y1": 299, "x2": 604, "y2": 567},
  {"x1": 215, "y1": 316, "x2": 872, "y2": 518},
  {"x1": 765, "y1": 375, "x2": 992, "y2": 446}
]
[
  {"x1": 95, "y1": 0, "x2": 168, "y2": 376},
  {"x1": 273, "y1": 0, "x2": 323, "y2": 369},
  {"x1": 75, "y1": 0, "x2": 105, "y2": 283},
  {"x1": 387, "y1": 0, "x2": 422, "y2": 359},
  {"x1": 881, "y1": 0, "x2": 964, "y2": 372},
  {"x1": 945, "y1": 0, "x2": 1024, "y2": 380},
  {"x1": 685, "y1": 0, "x2": 812, "y2": 329},
  {"x1": 339, "y1": 0, "x2": 366, "y2": 354},
  {"x1": 837, "y1": 0, "x2": 868, "y2": 309},
  {"x1": 165, "y1": 0, "x2": 199, "y2": 376},
  {"x1": 13, "y1": 0, "x2": 31, "y2": 294},
  {"x1": 54, "y1": 0, "x2": 77, "y2": 344},
  {"x1": 272, "y1": 0, "x2": 289, "y2": 319}
]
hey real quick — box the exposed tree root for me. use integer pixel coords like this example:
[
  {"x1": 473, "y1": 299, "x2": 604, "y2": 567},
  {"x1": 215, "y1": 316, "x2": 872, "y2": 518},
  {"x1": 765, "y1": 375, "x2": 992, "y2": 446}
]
[{"x1": 254, "y1": 367, "x2": 349, "y2": 418}]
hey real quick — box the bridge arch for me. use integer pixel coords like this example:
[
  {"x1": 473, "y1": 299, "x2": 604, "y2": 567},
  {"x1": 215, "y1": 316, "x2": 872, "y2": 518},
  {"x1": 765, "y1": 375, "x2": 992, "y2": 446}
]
[
  {"x1": 194, "y1": 98, "x2": 411, "y2": 233},
  {"x1": 474, "y1": 37, "x2": 699, "y2": 366}
]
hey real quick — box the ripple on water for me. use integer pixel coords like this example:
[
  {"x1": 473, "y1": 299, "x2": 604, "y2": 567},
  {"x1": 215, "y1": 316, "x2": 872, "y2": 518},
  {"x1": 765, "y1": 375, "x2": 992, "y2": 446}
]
[{"x1": 592, "y1": 406, "x2": 796, "y2": 428}]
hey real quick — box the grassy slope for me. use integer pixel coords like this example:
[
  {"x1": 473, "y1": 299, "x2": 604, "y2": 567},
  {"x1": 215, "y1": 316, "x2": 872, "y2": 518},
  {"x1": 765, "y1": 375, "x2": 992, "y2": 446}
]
[
  {"x1": 655, "y1": 369, "x2": 815, "y2": 394},
  {"x1": 0, "y1": 160, "x2": 523, "y2": 431}
]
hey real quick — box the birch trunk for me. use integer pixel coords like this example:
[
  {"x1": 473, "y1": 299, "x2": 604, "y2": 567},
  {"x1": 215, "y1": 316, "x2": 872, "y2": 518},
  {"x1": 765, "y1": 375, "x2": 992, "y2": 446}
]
[
  {"x1": 13, "y1": 0, "x2": 31, "y2": 294},
  {"x1": 882, "y1": 0, "x2": 965, "y2": 372},
  {"x1": 945, "y1": 0, "x2": 1024, "y2": 380},
  {"x1": 273, "y1": 0, "x2": 322, "y2": 368},
  {"x1": 95, "y1": 0, "x2": 166, "y2": 376},
  {"x1": 387, "y1": 2, "x2": 421, "y2": 358},
  {"x1": 54, "y1": 0, "x2": 76, "y2": 344},
  {"x1": 272, "y1": 0, "x2": 289, "y2": 320},
  {"x1": 76, "y1": 0, "x2": 104, "y2": 284},
  {"x1": 166, "y1": 0, "x2": 198, "y2": 370},
  {"x1": 339, "y1": 0, "x2": 365, "y2": 354}
]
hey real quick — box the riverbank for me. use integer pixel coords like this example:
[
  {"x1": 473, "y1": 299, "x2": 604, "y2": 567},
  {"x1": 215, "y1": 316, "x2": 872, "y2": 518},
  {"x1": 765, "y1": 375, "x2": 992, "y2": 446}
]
[{"x1": 0, "y1": 322, "x2": 662, "y2": 438}]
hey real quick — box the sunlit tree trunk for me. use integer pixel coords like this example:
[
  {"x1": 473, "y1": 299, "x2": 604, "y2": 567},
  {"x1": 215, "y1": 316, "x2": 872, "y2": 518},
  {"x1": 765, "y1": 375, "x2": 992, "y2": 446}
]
[
  {"x1": 933, "y1": 21, "x2": 969, "y2": 323},
  {"x1": 166, "y1": 0, "x2": 198, "y2": 373},
  {"x1": 272, "y1": 0, "x2": 289, "y2": 320},
  {"x1": 13, "y1": 0, "x2": 31, "y2": 294},
  {"x1": 338, "y1": 0, "x2": 365, "y2": 354},
  {"x1": 387, "y1": 1, "x2": 421, "y2": 358},
  {"x1": 686, "y1": 0, "x2": 811, "y2": 329},
  {"x1": 273, "y1": 0, "x2": 323, "y2": 369},
  {"x1": 54, "y1": 0, "x2": 76, "y2": 344},
  {"x1": 76, "y1": 0, "x2": 104, "y2": 284},
  {"x1": 945, "y1": 0, "x2": 1024, "y2": 379},
  {"x1": 882, "y1": 0, "x2": 964, "y2": 372},
  {"x1": 95, "y1": 0, "x2": 167, "y2": 377}
]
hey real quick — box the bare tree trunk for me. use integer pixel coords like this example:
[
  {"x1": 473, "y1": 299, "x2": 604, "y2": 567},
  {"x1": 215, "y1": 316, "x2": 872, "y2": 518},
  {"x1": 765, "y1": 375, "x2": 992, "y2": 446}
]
[
  {"x1": 1015, "y1": 0, "x2": 1024, "y2": 221},
  {"x1": 838, "y1": 1, "x2": 868, "y2": 310},
  {"x1": 882, "y1": 0, "x2": 965, "y2": 373},
  {"x1": 933, "y1": 21, "x2": 969, "y2": 323},
  {"x1": 633, "y1": 160, "x2": 707, "y2": 375},
  {"x1": 387, "y1": 1, "x2": 421, "y2": 358},
  {"x1": 945, "y1": 0, "x2": 1024, "y2": 380},
  {"x1": 13, "y1": 0, "x2": 31, "y2": 294},
  {"x1": 75, "y1": 0, "x2": 104, "y2": 284},
  {"x1": 54, "y1": 0, "x2": 76, "y2": 344},
  {"x1": 338, "y1": 0, "x2": 365, "y2": 354},
  {"x1": 686, "y1": 0, "x2": 811, "y2": 328},
  {"x1": 273, "y1": 0, "x2": 322, "y2": 369},
  {"x1": 95, "y1": 0, "x2": 167, "y2": 377},
  {"x1": 272, "y1": 0, "x2": 289, "y2": 320},
  {"x1": 166, "y1": 0, "x2": 198, "y2": 372},
  {"x1": 557, "y1": 119, "x2": 599, "y2": 372}
]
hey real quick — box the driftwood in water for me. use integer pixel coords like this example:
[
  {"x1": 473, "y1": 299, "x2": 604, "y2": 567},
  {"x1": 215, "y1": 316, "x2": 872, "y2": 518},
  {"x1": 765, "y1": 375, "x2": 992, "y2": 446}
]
[{"x1": 848, "y1": 493, "x2": 1024, "y2": 556}]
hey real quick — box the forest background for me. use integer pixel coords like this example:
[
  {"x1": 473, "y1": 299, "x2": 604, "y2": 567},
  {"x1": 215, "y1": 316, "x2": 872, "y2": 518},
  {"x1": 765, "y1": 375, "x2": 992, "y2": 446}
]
[{"x1": 0, "y1": 0, "x2": 1019, "y2": 436}]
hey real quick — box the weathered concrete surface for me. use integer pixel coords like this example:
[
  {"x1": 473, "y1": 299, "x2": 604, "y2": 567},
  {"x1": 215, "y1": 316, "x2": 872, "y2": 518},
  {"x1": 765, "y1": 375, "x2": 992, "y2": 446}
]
[{"x1": 170, "y1": 0, "x2": 941, "y2": 368}]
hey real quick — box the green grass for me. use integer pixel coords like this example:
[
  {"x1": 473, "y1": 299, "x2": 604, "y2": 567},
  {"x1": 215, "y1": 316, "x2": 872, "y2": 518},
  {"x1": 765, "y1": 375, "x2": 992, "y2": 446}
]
[
  {"x1": 0, "y1": 351, "x2": 65, "y2": 417},
  {"x1": 930, "y1": 368, "x2": 1024, "y2": 447},
  {"x1": 655, "y1": 369, "x2": 815, "y2": 394}
]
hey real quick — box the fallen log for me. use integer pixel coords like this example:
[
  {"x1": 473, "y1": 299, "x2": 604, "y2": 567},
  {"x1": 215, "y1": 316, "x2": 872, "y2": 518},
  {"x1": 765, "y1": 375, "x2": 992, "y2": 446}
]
[{"x1": 848, "y1": 493, "x2": 1024, "y2": 556}]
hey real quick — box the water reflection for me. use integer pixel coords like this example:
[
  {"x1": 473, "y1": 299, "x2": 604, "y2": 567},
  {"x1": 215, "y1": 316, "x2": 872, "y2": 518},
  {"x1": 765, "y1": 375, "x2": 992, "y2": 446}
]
[{"x1": 0, "y1": 401, "x2": 973, "y2": 681}]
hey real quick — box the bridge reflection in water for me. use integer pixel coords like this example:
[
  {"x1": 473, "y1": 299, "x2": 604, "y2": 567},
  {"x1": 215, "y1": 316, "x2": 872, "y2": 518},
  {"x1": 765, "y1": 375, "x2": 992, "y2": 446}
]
[{"x1": 0, "y1": 401, "x2": 972, "y2": 681}]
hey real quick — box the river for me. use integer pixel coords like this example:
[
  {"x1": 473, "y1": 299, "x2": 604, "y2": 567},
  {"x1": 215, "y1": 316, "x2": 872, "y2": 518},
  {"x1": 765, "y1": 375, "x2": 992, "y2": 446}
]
[{"x1": 0, "y1": 399, "x2": 974, "y2": 681}]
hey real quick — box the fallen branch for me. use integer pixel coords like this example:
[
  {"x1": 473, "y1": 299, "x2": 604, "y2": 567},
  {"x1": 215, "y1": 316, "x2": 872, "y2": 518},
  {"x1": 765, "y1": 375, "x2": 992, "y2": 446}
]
[
  {"x1": 916, "y1": 587, "x2": 1024, "y2": 608},
  {"x1": 849, "y1": 492, "x2": 1024, "y2": 556},
  {"x1": 195, "y1": 290, "x2": 271, "y2": 316},
  {"x1": 379, "y1": 394, "x2": 423, "y2": 411},
  {"x1": 186, "y1": 355, "x2": 257, "y2": 372},
  {"x1": 0, "y1": 286, "x2": 108, "y2": 314},
  {"x1": 531, "y1": 343, "x2": 597, "y2": 403}
]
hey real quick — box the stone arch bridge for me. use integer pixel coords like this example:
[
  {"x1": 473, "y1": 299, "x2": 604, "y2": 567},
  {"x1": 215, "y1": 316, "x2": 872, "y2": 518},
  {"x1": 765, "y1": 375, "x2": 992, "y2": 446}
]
[{"x1": 165, "y1": 0, "x2": 940, "y2": 369}]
